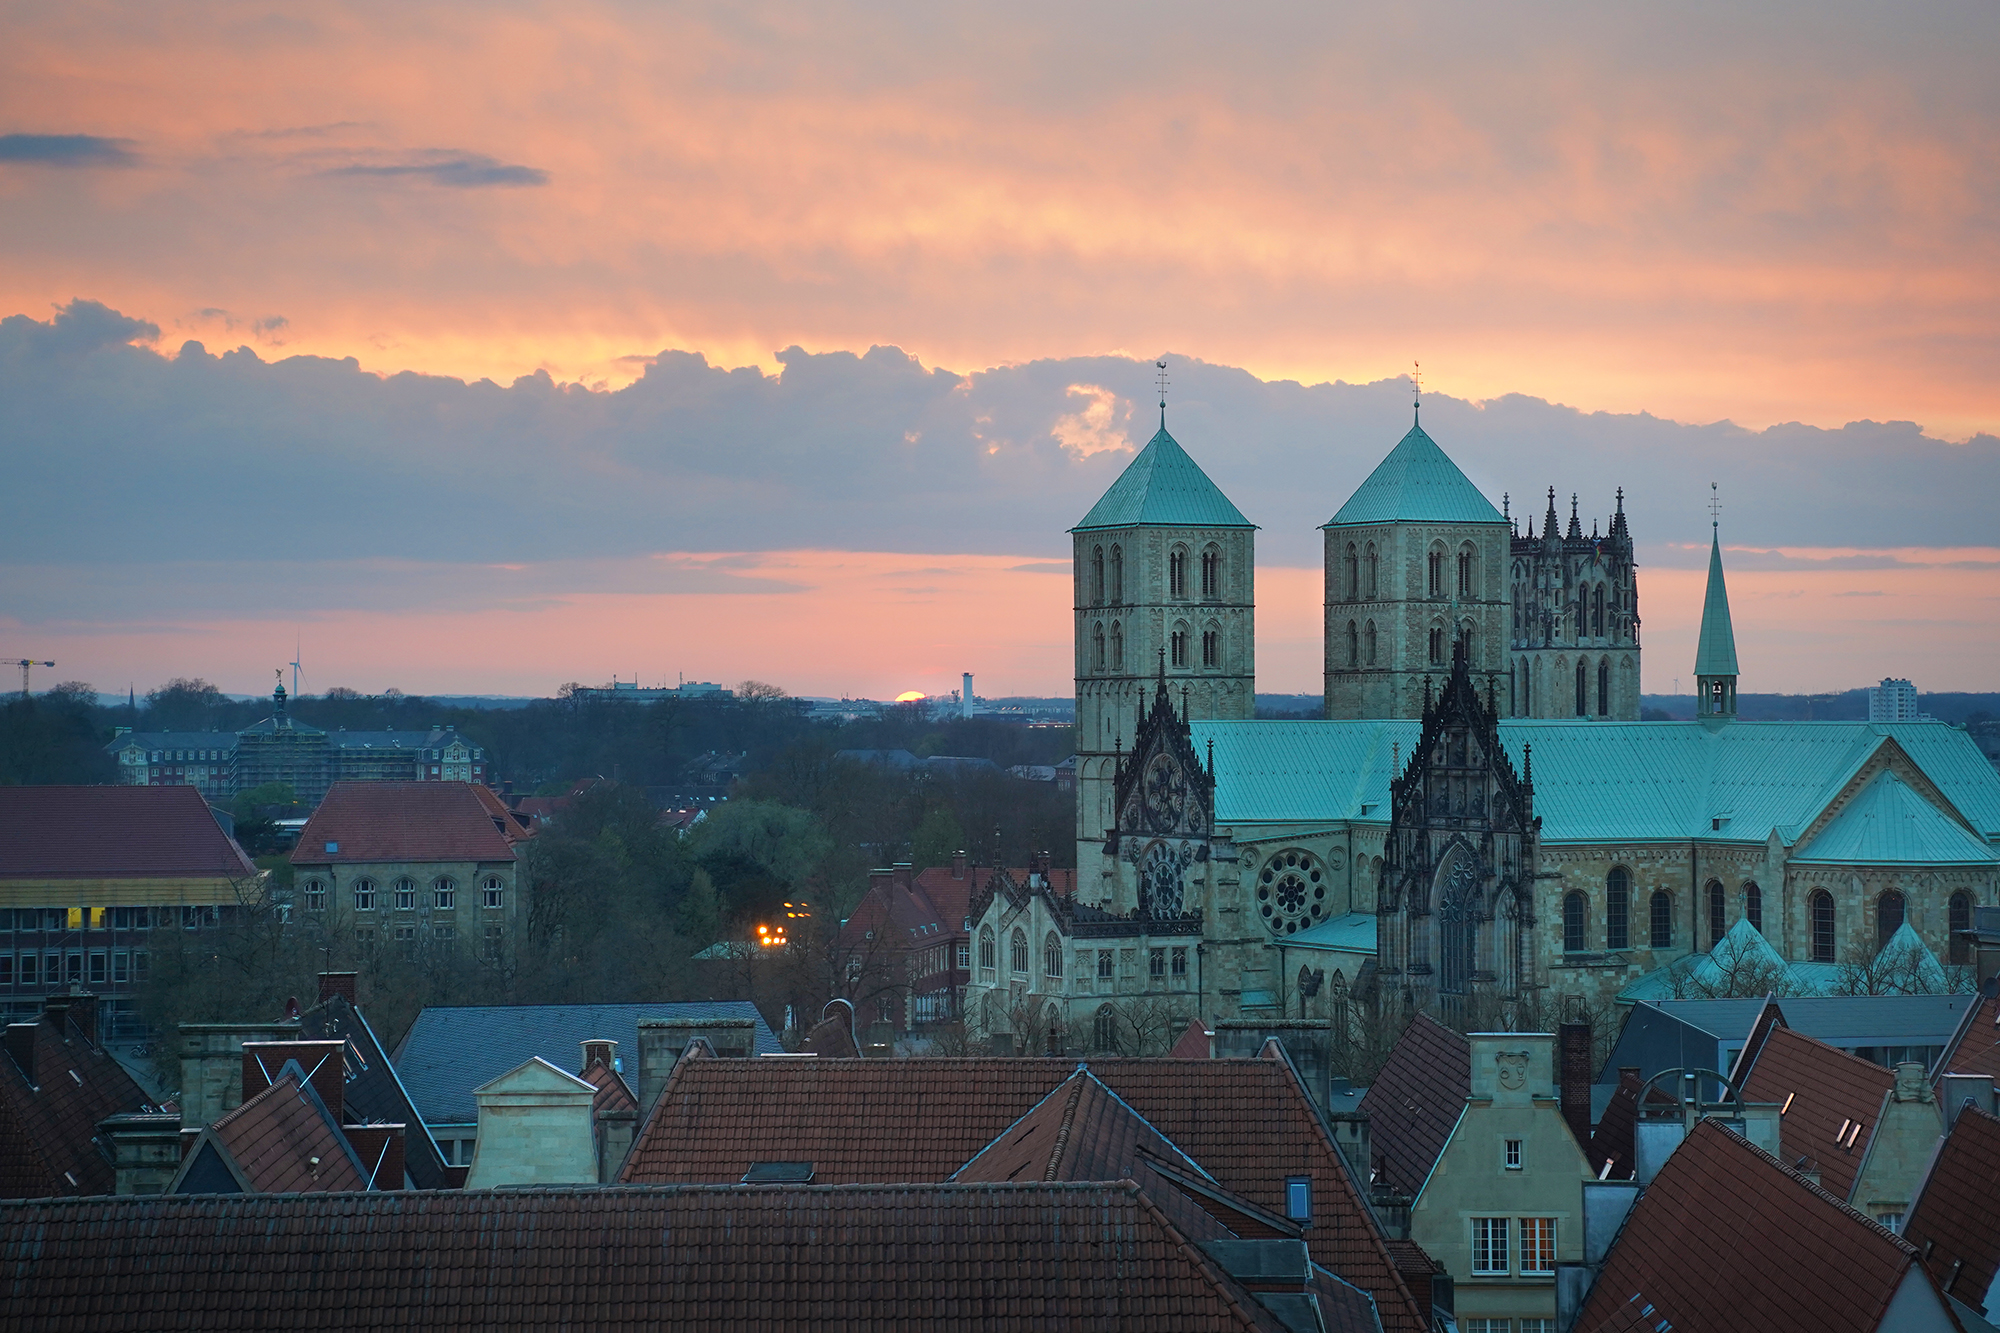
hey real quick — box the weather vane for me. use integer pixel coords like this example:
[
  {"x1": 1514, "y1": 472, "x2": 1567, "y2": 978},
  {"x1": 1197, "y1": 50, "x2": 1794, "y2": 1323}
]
[
  {"x1": 1709, "y1": 481, "x2": 1721, "y2": 532},
  {"x1": 1413, "y1": 360, "x2": 1422, "y2": 416},
  {"x1": 1155, "y1": 359, "x2": 1170, "y2": 428}
]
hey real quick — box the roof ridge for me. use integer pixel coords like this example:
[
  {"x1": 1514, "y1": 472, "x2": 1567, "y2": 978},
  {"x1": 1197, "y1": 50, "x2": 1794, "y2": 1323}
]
[{"x1": 1044, "y1": 1070, "x2": 1089, "y2": 1180}]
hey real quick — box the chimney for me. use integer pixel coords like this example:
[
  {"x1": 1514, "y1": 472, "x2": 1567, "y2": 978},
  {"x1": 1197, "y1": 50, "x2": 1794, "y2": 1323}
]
[
  {"x1": 317, "y1": 972, "x2": 358, "y2": 1006},
  {"x1": 241, "y1": 1040, "x2": 348, "y2": 1118},
  {"x1": 343, "y1": 1124, "x2": 407, "y2": 1189},
  {"x1": 1559, "y1": 1020, "x2": 1593, "y2": 1144},
  {"x1": 892, "y1": 862, "x2": 914, "y2": 890},
  {"x1": 3, "y1": 1024, "x2": 36, "y2": 1078},
  {"x1": 44, "y1": 991, "x2": 99, "y2": 1047},
  {"x1": 98, "y1": 1111, "x2": 184, "y2": 1195},
  {"x1": 951, "y1": 850, "x2": 967, "y2": 880},
  {"x1": 580, "y1": 1039, "x2": 617, "y2": 1073}
]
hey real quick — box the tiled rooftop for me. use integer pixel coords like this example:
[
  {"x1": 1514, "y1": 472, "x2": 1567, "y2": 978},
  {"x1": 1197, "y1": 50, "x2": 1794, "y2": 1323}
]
[
  {"x1": 1938, "y1": 988, "x2": 2000, "y2": 1081},
  {"x1": 1356, "y1": 1013, "x2": 1469, "y2": 1198},
  {"x1": 1574, "y1": 1119, "x2": 1926, "y2": 1333},
  {"x1": 1740, "y1": 1025, "x2": 1898, "y2": 1201},
  {"x1": 0, "y1": 1184, "x2": 1319, "y2": 1331},
  {"x1": 0, "y1": 784, "x2": 256, "y2": 881},
  {"x1": 622, "y1": 1052, "x2": 1427, "y2": 1333},
  {"x1": 0, "y1": 1003, "x2": 154, "y2": 1199},
  {"x1": 291, "y1": 781, "x2": 521, "y2": 867},
  {"x1": 1904, "y1": 1106, "x2": 2000, "y2": 1312},
  {"x1": 299, "y1": 992, "x2": 452, "y2": 1190},
  {"x1": 184, "y1": 1072, "x2": 367, "y2": 1193}
]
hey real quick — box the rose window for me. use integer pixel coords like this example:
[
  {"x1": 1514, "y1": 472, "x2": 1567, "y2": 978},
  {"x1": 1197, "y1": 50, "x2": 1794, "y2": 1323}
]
[{"x1": 1256, "y1": 850, "x2": 1328, "y2": 936}]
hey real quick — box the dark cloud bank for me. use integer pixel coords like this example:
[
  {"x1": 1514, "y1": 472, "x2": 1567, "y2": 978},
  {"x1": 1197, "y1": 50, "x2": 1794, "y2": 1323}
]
[{"x1": 4, "y1": 300, "x2": 1995, "y2": 577}]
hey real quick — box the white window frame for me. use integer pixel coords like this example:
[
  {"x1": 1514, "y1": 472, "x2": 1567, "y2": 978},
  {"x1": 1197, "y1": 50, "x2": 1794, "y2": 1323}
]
[
  {"x1": 1505, "y1": 1138, "x2": 1523, "y2": 1170},
  {"x1": 1471, "y1": 1216, "x2": 1511, "y2": 1275},
  {"x1": 1519, "y1": 1216, "x2": 1557, "y2": 1274}
]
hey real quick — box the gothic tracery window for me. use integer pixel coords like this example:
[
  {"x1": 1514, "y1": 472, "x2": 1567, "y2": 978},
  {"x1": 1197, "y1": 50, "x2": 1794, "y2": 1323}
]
[
  {"x1": 1365, "y1": 544, "x2": 1379, "y2": 598},
  {"x1": 1593, "y1": 584, "x2": 1606, "y2": 637},
  {"x1": 1437, "y1": 853, "x2": 1478, "y2": 995},
  {"x1": 1044, "y1": 932, "x2": 1063, "y2": 979},
  {"x1": 1010, "y1": 928, "x2": 1029, "y2": 975},
  {"x1": 1427, "y1": 548, "x2": 1444, "y2": 599},
  {"x1": 1091, "y1": 546, "x2": 1104, "y2": 605},
  {"x1": 1170, "y1": 548, "x2": 1188, "y2": 599},
  {"x1": 1202, "y1": 628, "x2": 1219, "y2": 669},
  {"x1": 1171, "y1": 626, "x2": 1188, "y2": 668},
  {"x1": 1256, "y1": 850, "x2": 1328, "y2": 935},
  {"x1": 1201, "y1": 546, "x2": 1220, "y2": 598},
  {"x1": 1110, "y1": 545, "x2": 1124, "y2": 603}
]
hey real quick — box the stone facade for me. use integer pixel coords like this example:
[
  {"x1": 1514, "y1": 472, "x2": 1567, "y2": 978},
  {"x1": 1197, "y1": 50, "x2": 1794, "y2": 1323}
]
[
  {"x1": 1507, "y1": 488, "x2": 1641, "y2": 721},
  {"x1": 290, "y1": 856, "x2": 517, "y2": 965},
  {"x1": 463, "y1": 1057, "x2": 598, "y2": 1189}
]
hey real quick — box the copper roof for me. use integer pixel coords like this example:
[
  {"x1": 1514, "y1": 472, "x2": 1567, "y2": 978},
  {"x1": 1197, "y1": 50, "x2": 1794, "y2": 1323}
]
[
  {"x1": 0, "y1": 1005, "x2": 153, "y2": 1198},
  {"x1": 1574, "y1": 1119, "x2": 1929, "y2": 1333},
  {"x1": 0, "y1": 1183, "x2": 1324, "y2": 1331},
  {"x1": 1356, "y1": 1013, "x2": 1469, "y2": 1198},
  {"x1": 622, "y1": 1052, "x2": 1428, "y2": 1333},
  {"x1": 292, "y1": 781, "x2": 521, "y2": 865},
  {"x1": 0, "y1": 784, "x2": 256, "y2": 881},
  {"x1": 1740, "y1": 1025, "x2": 1897, "y2": 1201},
  {"x1": 1905, "y1": 1106, "x2": 2000, "y2": 1309}
]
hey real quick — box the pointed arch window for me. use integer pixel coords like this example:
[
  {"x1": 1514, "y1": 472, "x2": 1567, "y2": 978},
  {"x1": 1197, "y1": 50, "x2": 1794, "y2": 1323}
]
[
  {"x1": 1092, "y1": 623, "x2": 1106, "y2": 672},
  {"x1": 1429, "y1": 626, "x2": 1445, "y2": 665},
  {"x1": 1201, "y1": 546, "x2": 1221, "y2": 599},
  {"x1": 1598, "y1": 658, "x2": 1610, "y2": 717},
  {"x1": 979, "y1": 927, "x2": 995, "y2": 975},
  {"x1": 1562, "y1": 891, "x2": 1587, "y2": 953},
  {"x1": 1437, "y1": 854, "x2": 1478, "y2": 995},
  {"x1": 1365, "y1": 621, "x2": 1378, "y2": 667},
  {"x1": 1171, "y1": 625, "x2": 1189, "y2": 669},
  {"x1": 1365, "y1": 543, "x2": 1379, "y2": 598},
  {"x1": 1346, "y1": 620, "x2": 1359, "y2": 668},
  {"x1": 1110, "y1": 545, "x2": 1124, "y2": 603},
  {"x1": 1457, "y1": 545, "x2": 1476, "y2": 598},
  {"x1": 1575, "y1": 659, "x2": 1589, "y2": 716},
  {"x1": 1010, "y1": 928, "x2": 1029, "y2": 975},
  {"x1": 1427, "y1": 548, "x2": 1444, "y2": 599},
  {"x1": 1110, "y1": 622, "x2": 1124, "y2": 671},
  {"x1": 1745, "y1": 882, "x2": 1763, "y2": 935},
  {"x1": 1606, "y1": 868, "x2": 1630, "y2": 950},
  {"x1": 1950, "y1": 891, "x2": 1973, "y2": 964},
  {"x1": 1706, "y1": 879, "x2": 1726, "y2": 949},
  {"x1": 1090, "y1": 546, "x2": 1104, "y2": 605},
  {"x1": 1810, "y1": 890, "x2": 1835, "y2": 962},
  {"x1": 1044, "y1": 932, "x2": 1063, "y2": 979},
  {"x1": 1202, "y1": 628, "x2": 1219, "y2": 669},
  {"x1": 1593, "y1": 584, "x2": 1606, "y2": 637},
  {"x1": 1345, "y1": 544, "x2": 1359, "y2": 600},
  {"x1": 1169, "y1": 548, "x2": 1188, "y2": 599},
  {"x1": 1649, "y1": 890, "x2": 1672, "y2": 949},
  {"x1": 1877, "y1": 890, "x2": 1905, "y2": 951},
  {"x1": 1093, "y1": 1005, "x2": 1120, "y2": 1053}
]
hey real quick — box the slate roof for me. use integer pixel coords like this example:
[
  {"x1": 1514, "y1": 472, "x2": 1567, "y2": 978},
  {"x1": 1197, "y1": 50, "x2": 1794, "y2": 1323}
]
[
  {"x1": 0, "y1": 784, "x2": 256, "y2": 881},
  {"x1": 393, "y1": 1000, "x2": 779, "y2": 1125},
  {"x1": 0, "y1": 1006, "x2": 155, "y2": 1199},
  {"x1": 1355, "y1": 1014, "x2": 1470, "y2": 1199},
  {"x1": 1740, "y1": 1025, "x2": 1898, "y2": 1201},
  {"x1": 1573, "y1": 1119, "x2": 1932, "y2": 1333},
  {"x1": 1190, "y1": 718, "x2": 2000, "y2": 846},
  {"x1": 290, "y1": 781, "x2": 521, "y2": 866},
  {"x1": 1693, "y1": 530, "x2": 1740, "y2": 678},
  {"x1": 176, "y1": 1071, "x2": 368, "y2": 1194},
  {"x1": 1072, "y1": 425, "x2": 1255, "y2": 531},
  {"x1": 621, "y1": 1052, "x2": 1429, "y2": 1333},
  {"x1": 1324, "y1": 420, "x2": 1505, "y2": 528},
  {"x1": 0, "y1": 1183, "x2": 1317, "y2": 1332},
  {"x1": 1904, "y1": 1106, "x2": 2000, "y2": 1311},
  {"x1": 297, "y1": 992, "x2": 451, "y2": 1190},
  {"x1": 1792, "y1": 770, "x2": 1998, "y2": 865},
  {"x1": 1642, "y1": 994, "x2": 1978, "y2": 1056}
]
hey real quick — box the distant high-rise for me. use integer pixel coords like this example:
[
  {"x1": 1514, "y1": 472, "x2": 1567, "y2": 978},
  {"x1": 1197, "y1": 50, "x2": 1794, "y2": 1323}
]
[
  {"x1": 962, "y1": 673, "x2": 974, "y2": 720},
  {"x1": 1869, "y1": 677, "x2": 1921, "y2": 722}
]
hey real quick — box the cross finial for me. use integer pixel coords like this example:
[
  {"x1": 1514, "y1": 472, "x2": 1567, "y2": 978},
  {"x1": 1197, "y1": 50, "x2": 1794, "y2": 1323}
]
[
  {"x1": 1155, "y1": 359, "x2": 1170, "y2": 429},
  {"x1": 1709, "y1": 481, "x2": 1721, "y2": 532}
]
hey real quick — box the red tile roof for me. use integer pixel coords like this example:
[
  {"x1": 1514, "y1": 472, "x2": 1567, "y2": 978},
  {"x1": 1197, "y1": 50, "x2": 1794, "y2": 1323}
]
[
  {"x1": 1937, "y1": 988, "x2": 2000, "y2": 1081},
  {"x1": 1740, "y1": 1024, "x2": 1897, "y2": 1202},
  {"x1": 185, "y1": 1073, "x2": 368, "y2": 1194},
  {"x1": 1171, "y1": 1019, "x2": 1213, "y2": 1059},
  {"x1": 1574, "y1": 1119, "x2": 1930, "y2": 1333},
  {"x1": 0, "y1": 1184, "x2": 1311, "y2": 1331},
  {"x1": 1356, "y1": 1013, "x2": 1469, "y2": 1198},
  {"x1": 0, "y1": 784, "x2": 256, "y2": 881},
  {"x1": 291, "y1": 782, "x2": 521, "y2": 866},
  {"x1": 0, "y1": 1004, "x2": 155, "y2": 1199},
  {"x1": 621, "y1": 1052, "x2": 1429, "y2": 1333},
  {"x1": 953, "y1": 1067, "x2": 1212, "y2": 1187},
  {"x1": 580, "y1": 1057, "x2": 637, "y2": 1118},
  {"x1": 1904, "y1": 1106, "x2": 2000, "y2": 1309}
]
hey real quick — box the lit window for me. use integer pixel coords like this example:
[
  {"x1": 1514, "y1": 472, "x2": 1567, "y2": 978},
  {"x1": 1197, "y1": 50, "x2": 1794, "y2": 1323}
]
[
  {"x1": 1472, "y1": 1217, "x2": 1510, "y2": 1274},
  {"x1": 1520, "y1": 1217, "x2": 1557, "y2": 1273},
  {"x1": 483, "y1": 876, "x2": 504, "y2": 908},
  {"x1": 1285, "y1": 1177, "x2": 1311, "y2": 1221},
  {"x1": 1505, "y1": 1139, "x2": 1522, "y2": 1170}
]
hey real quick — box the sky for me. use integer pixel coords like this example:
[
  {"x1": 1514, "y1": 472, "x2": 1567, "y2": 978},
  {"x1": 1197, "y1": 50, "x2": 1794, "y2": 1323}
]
[{"x1": 2, "y1": 0, "x2": 1997, "y2": 701}]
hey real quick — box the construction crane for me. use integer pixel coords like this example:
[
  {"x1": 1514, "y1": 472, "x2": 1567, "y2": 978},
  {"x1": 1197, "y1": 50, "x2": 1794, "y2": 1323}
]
[{"x1": 6, "y1": 658, "x2": 54, "y2": 698}]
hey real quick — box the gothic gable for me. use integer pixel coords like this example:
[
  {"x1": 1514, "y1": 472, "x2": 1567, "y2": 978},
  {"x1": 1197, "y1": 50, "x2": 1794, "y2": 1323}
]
[{"x1": 1104, "y1": 664, "x2": 1213, "y2": 921}]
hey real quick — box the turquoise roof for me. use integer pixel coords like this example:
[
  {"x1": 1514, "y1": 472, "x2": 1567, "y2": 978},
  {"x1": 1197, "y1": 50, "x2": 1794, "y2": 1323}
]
[
  {"x1": 1792, "y1": 770, "x2": 1998, "y2": 866},
  {"x1": 1616, "y1": 918, "x2": 1948, "y2": 1003},
  {"x1": 1283, "y1": 911, "x2": 1378, "y2": 958},
  {"x1": 1189, "y1": 718, "x2": 2000, "y2": 848},
  {"x1": 1071, "y1": 425, "x2": 1253, "y2": 532},
  {"x1": 1694, "y1": 531, "x2": 1739, "y2": 677},
  {"x1": 1324, "y1": 418, "x2": 1506, "y2": 527}
]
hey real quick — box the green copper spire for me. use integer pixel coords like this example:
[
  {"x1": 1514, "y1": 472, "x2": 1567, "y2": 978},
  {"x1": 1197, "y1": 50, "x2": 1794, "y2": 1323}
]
[
  {"x1": 1694, "y1": 485, "x2": 1738, "y2": 721},
  {"x1": 1324, "y1": 420, "x2": 1506, "y2": 528},
  {"x1": 1071, "y1": 425, "x2": 1254, "y2": 532}
]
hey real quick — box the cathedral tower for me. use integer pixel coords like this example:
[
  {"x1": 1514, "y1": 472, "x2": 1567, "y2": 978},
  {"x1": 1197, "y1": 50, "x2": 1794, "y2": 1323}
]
[
  {"x1": 1506, "y1": 487, "x2": 1641, "y2": 719},
  {"x1": 1323, "y1": 410, "x2": 1510, "y2": 719},
  {"x1": 1073, "y1": 406, "x2": 1254, "y2": 879},
  {"x1": 1694, "y1": 512, "x2": 1738, "y2": 723}
]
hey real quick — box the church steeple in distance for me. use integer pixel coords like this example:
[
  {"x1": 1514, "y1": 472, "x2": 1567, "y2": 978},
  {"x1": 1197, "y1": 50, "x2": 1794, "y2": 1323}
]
[{"x1": 1694, "y1": 482, "x2": 1739, "y2": 724}]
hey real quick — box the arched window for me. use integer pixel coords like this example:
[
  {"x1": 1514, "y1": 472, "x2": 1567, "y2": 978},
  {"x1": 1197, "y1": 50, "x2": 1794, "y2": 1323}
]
[
  {"x1": 1429, "y1": 626, "x2": 1444, "y2": 665},
  {"x1": 1093, "y1": 1005, "x2": 1120, "y2": 1053},
  {"x1": 302, "y1": 879, "x2": 327, "y2": 912},
  {"x1": 979, "y1": 928, "x2": 995, "y2": 974},
  {"x1": 1457, "y1": 545, "x2": 1476, "y2": 598},
  {"x1": 1344, "y1": 544, "x2": 1359, "y2": 600},
  {"x1": 1090, "y1": 546, "x2": 1104, "y2": 605},
  {"x1": 395, "y1": 879, "x2": 416, "y2": 911},
  {"x1": 1427, "y1": 547, "x2": 1444, "y2": 598},
  {"x1": 353, "y1": 879, "x2": 375, "y2": 912},
  {"x1": 1346, "y1": 620, "x2": 1359, "y2": 668},
  {"x1": 1171, "y1": 626, "x2": 1189, "y2": 668},
  {"x1": 1459, "y1": 622, "x2": 1476, "y2": 666},
  {"x1": 1649, "y1": 890, "x2": 1672, "y2": 949},
  {"x1": 1169, "y1": 548, "x2": 1188, "y2": 599},
  {"x1": 1745, "y1": 882, "x2": 1763, "y2": 935},
  {"x1": 1951, "y1": 891, "x2": 1974, "y2": 965},
  {"x1": 1110, "y1": 545, "x2": 1124, "y2": 603},
  {"x1": 1606, "y1": 868, "x2": 1630, "y2": 950},
  {"x1": 1365, "y1": 544, "x2": 1379, "y2": 598},
  {"x1": 1597, "y1": 658, "x2": 1610, "y2": 716},
  {"x1": 1202, "y1": 628, "x2": 1219, "y2": 669},
  {"x1": 1365, "y1": 621, "x2": 1377, "y2": 666},
  {"x1": 1110, "y1": 622, "x2": 1124, "y2": 671},
  {"x1": 1593, "y1": 584, "x2": 1606, "y2": 637},
  {"x1": 1092, "y1": 622, "x2": 1106, "y2": 671},
  {"x1": 483, "y1": 876, "x2": 505, "y2": 908},
  {"x1": 434, "y1": 878, "x2": 456, "y2": 910},
  {"x1": 1044, "y1": 932, "x2": 1063, "y2": 979},
  {"x1": 1877, "y1": 890, "x2": 1906, "y2": 950},
  {"x1": 1562, "y1": 891, "x2": 1587, "y2": 953},
  {"x1": 1010, "y1": 928, "x2": 1029, "y2": 975},
  {"x1": 1202, "y1": 546, "x2": 1221, "y2": 599},
  {"x1": 1575, "y1": 659, "x2": 1589, "y2": 716},
  {"x1": 1811, "y1": 891, "x2": 1835, "y2": 962},
  {"x1": 1706, "y1": 879, "x2": 1726, "y2": 949}
]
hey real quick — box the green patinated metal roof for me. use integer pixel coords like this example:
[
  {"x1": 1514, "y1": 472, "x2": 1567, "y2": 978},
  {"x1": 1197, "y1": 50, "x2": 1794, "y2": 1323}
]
[
  {"x1": 1616, "y1": 918, "x2": 1946, "y2": 1003},
  {"x1": 1189, "y1": 718, "x2": 2000, "y2": 848},
  {"x1": 1071, "y1": 425, "x2": 1254, "y2": 532},
  {"x1": 1323, "y1": 418, "x2": 1506, "y2": 528},
  {"x1": 1283, "y1": 911, "x2": 1378, "y2": 956},
  {"x1": 1791, "y1": 770, "x2": 1998, "y2": 865},
  {"x1": 1694, "y1": 531, "x2": 1739, "y2": 677}
]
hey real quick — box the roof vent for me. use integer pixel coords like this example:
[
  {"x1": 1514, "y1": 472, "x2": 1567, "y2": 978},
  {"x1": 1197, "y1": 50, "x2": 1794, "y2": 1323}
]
[{"x1": 741, "y1": 1162, "x2": 814, "y2": 1183}]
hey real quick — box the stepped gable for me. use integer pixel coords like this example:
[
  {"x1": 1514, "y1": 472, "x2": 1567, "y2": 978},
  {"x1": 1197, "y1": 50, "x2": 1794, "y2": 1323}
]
[
  {"x1": 1355, "y1": 1014, "x2": 1471, "y2": 1198},
  {"x1": 1739, "y1": 1025, "x2": 1898, "y2": 1201}
]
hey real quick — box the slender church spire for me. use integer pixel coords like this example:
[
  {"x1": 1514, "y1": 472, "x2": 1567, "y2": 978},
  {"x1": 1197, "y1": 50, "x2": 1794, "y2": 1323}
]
[{"x1": 1694, "y1": 483, "x2": 1738, "y2": 723}]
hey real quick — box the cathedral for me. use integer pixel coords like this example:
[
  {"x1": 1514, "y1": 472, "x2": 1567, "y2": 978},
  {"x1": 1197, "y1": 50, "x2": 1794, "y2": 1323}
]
[{"x1": 964, "y1": 391, "x2": 2000, "y2": 1053}]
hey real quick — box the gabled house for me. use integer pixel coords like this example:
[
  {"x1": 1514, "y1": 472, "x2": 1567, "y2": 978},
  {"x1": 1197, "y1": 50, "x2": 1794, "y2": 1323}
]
[
  {"x1": 0, "y1": 992, "x2": 156, "y2": 1198},
  {"x1": 1902, "y1": 1104, "x2": 2000, "y2": 1323},
  {"x1": 1356, "y1": 1014, "x2": 1471, "y2": 1209},
  {"x1": 1572, "y1": 1118, "x2": 1959, "y2": 1333},
  {"x1": 170, "y1": 1041, "x2": 404, "y2": 1194},
  {"x1": 462, "y1": 1057, "x2": 597, "y2": 1189}
]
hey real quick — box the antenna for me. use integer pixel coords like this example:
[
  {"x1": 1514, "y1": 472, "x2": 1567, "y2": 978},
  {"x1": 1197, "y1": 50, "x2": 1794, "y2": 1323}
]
[
  {"x1": 1709, "y1": 481, "x2": 1722, "y2": 532},
  {"x1": 1155, "y1": 359, "x2": 1170, "y2": 428}
]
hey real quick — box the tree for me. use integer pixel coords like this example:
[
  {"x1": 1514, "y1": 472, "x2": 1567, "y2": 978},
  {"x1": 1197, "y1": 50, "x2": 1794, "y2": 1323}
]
[
  {"x1": 737, "y1": 680, "x2": 788, "y2": 702},
  {"x1": 1663, "y1": 931, "x2": 1801, "y2": 999},
  {"x1": 46, "y1": 681, "x2": 98, "y2": 709},
  {"x1": 689, "y1": 800, "x2": 833, "y2": 922},
  {"x1": 0, "y1": 697, "x2": 118, "y2": 785},
  {"x1": 910, "y1": 806, "x2": 966, "y2": 870}
]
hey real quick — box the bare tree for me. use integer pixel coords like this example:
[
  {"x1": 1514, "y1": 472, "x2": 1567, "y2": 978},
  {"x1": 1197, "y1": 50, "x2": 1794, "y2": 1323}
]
[{"x1": 1664, "y1": 933, "x2": 1801, "y2": 999}]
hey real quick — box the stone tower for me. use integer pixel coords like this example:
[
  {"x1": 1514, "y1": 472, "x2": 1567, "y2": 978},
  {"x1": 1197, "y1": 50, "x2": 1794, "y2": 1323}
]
[
  {"x1": 1073, "y1": 411, "x2": 1255, "y2": 882},
  {"x1": 1506, "y1": 487, "x2": 1641, "y2": 719},
  {"x1": 1323, "y1": 411, "x2": 1510, "y2": 719}
]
